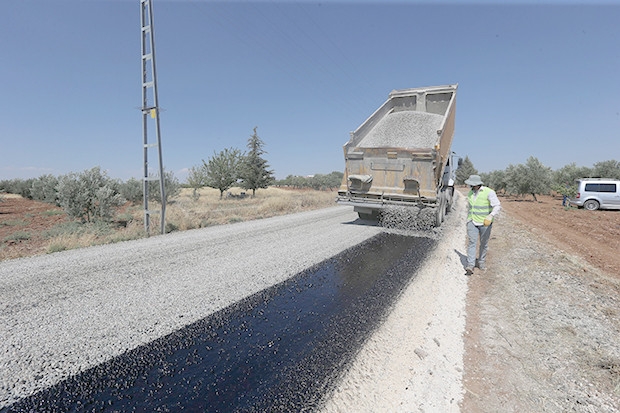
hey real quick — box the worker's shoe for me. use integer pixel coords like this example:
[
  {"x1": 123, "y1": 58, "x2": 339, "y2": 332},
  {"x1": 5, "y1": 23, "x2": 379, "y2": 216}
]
[
  {"x1": 478, "y1": 263, "x2": 487, "y2": 271},
  {"x1": 465, "y1": 267, "x2": 474, "y2": 275}
]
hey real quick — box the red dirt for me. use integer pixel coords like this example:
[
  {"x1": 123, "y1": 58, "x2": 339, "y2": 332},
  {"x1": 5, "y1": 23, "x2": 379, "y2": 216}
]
[
  {"x1": 0, "y1": 196, "x2": 68, "y2": 260},
  {"x1": 499, "y1": 193, "x2": 620, "y2": 276}
]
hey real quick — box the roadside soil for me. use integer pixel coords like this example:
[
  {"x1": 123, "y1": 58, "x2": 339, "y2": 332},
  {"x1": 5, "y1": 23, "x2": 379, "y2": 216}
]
[
  {"x1": 463, "y1": 193, "x2": 620, "y2": 412},
  {"x1": 2, "y1": 192, "x2": 620, "y2": 411},
  {"x1": 0, "y1": 195, "x2": 67, "y2": 260}
]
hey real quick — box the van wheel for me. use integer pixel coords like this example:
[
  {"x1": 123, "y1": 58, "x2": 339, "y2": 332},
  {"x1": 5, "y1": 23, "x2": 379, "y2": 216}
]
[{"x1": 583, "y1": 200, "x2": 600, "y2": 211}]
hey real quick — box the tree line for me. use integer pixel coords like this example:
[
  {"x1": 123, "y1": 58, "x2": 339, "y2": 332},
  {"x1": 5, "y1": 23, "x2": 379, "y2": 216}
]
[
  {"x1": 455, "y1": 156, "x2": 620, "y2": 201},
  {"x1": 273, "y1": 171, "x2": 343, "y2": 191},
  {"x1": 0, "y1": 127, "x2": 275, "y2": 222},
  {"x1": 185, "y1": 127, "x2": 275, "y2": 200},
  {"x1": 0, "y1": 167, "x2": 182, "y2": 223}
]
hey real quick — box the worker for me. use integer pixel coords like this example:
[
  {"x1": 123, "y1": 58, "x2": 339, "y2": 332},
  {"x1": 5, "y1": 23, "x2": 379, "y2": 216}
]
[{"x1": 464, "y1": 174, "x2": 501, "y2": 275}]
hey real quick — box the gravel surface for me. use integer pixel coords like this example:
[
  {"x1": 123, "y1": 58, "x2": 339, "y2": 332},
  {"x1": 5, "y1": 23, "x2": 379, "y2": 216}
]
[
  {"x1": 0, "y1": 207, "x2": 384, "y2": 410},
  {"x1": 320, "y1": 191, "x2": 468, "y2": 412},
  {"x1": 357, "y1": 111, "x2": 443, "y2": 149}
]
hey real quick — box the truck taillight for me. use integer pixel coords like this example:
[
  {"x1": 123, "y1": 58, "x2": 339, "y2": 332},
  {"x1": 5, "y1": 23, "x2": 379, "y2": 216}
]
[{"x1": 576, "y1": 193, "x2": 581, "y2": 199}]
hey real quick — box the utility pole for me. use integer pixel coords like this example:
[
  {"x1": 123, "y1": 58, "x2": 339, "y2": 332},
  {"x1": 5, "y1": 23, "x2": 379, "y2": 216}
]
[{"x1": 140, "y1": 0, "x2": 166, "y2": 235}]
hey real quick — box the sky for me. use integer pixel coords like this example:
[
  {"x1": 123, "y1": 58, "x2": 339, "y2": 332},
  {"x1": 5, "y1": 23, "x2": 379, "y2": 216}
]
[{"x1": 1, "y1": 0, "x2": 619, "y2": 182}]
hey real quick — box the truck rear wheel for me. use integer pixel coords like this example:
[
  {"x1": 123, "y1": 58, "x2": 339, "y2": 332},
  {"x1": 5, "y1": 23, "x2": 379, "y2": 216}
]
[
  {"x1": 445, "y1": 187, "x2": 454, "y2": 214},
  {"x1": 435, "y1": 196, "x2": 446, "y2": 227}
]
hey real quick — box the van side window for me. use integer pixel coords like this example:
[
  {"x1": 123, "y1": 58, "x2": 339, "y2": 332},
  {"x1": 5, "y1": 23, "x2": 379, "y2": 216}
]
[
  {"x1": 599, "y1": 183, "x2": 617, "y2": 192},
  {"x1": 584, "y1": 183, "x2": 616, "y2": 192}
]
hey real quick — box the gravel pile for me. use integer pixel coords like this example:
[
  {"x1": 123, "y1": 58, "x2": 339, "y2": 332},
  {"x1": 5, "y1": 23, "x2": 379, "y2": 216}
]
[
  {"x1": 357, "y1": 111, "x2": 443, "y2": 149},
  {"x1": 379, "y1": 204, "x2": 440, "y2": 235},
  {"x1": 0, "y1": 207, "x2": 384, "y2": 410}
]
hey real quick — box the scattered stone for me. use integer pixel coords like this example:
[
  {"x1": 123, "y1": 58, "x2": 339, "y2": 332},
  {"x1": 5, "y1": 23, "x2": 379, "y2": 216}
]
[{"x1": 414, "y1": 348, "x2": 429, "y2": 360}]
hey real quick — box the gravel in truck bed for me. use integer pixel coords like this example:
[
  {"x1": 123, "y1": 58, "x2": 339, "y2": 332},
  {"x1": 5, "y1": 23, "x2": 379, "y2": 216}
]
[{"x1": 357, "y1": 110, "x2": 444, "y2": 149}]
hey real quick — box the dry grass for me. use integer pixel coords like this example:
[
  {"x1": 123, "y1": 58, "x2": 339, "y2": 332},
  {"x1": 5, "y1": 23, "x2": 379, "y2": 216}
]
[
  {"x1": 44, "y1": 187, "x2": 337, "y2": 253},
  {"x1": 169, "y1": 187, "x2": 336, "y2": 227}
]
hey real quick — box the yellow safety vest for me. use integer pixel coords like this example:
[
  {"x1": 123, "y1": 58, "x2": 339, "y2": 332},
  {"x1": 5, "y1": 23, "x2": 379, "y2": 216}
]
[{"x1": 467, "y1": 186, "x2": 494, "y2": 224}]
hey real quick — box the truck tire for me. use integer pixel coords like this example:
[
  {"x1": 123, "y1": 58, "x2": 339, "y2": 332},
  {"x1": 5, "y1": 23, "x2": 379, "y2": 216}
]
[
  {"x1": 445, "y1": 187, "x2": 454, "y2": 214},
  {"x1": 435, "y1": 195, "x2": 446, "y2": 227}
]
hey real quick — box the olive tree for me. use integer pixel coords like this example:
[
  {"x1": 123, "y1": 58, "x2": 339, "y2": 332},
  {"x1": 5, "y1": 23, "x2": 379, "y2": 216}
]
[
  {"x1": 592, "y1": 159, "x2": 620, "y2": 180},
  {"x1": 119, "y1": 177, "x2": 143, "y2": 205},
  {"x1": 505, "y1": 156, "x2": 552, "y2": 201},
  {"x1": 30, "y1": 174, "x2": 59, "y2": 205},
  {"x1": 148, "y1": 169, "x2": 181, "y2": 204},
  {"x1": 551, "y1": 162, "x2": 591, "y2": 198},
  {"x1": 56, "y1": 166, "x2": 124, "y2": 222},
  {"x1": 481, "y1": 170, "x2": 507, "y2": 194},
  {"x1": 186, "y1": 165, "x2": 207, "y2": 200}
]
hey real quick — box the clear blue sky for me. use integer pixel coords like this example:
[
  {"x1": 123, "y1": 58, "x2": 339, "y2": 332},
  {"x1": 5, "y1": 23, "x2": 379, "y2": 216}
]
[{"x1": 1, "y1": 0, "x2": 619, "y2": 182}]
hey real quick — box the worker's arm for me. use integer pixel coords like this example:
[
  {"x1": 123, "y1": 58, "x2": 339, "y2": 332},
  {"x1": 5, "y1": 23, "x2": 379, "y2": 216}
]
[{"x1": 488, "y1": 190, "x2": 501, "y2": 217}]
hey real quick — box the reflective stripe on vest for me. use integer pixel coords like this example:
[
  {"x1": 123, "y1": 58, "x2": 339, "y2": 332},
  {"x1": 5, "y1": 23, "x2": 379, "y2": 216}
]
[{"x1": 467, "y1": 187, "x2": 493, "y2": 224}]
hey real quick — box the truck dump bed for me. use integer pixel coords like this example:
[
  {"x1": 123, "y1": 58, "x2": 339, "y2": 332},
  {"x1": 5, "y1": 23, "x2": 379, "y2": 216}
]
[{"x1": 337, "y1": 84, "x2": 457, "y2": 216}]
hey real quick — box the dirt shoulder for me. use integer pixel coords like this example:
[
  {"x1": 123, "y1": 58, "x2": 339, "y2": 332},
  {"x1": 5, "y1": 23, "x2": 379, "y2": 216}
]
[{"x1": 462, "y1": 193, "x2": 620, "y2": 412}]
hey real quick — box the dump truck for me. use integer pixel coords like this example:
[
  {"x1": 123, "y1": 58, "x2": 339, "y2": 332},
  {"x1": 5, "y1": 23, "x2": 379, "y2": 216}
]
[{"x1": 336, "y1": 84, "x2": 459, "y2": 226}]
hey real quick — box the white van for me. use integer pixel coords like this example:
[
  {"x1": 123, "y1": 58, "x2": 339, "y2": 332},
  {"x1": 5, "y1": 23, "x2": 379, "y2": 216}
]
[{"x1": 569, "y1": 178, "x2": 620, "y2": 210}]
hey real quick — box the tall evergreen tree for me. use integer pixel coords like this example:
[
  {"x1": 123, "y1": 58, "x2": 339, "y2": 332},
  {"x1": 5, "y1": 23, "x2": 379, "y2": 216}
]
[
  {"x1": 239, "y1": 127, "x2": 275, "y2": 197},
  {"x1": 455, "y1": 156, "x2": 478, "y2": 185}
]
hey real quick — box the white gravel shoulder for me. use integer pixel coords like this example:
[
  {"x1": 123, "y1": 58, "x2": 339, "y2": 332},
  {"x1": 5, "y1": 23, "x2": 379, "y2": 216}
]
[
  {"x1": 0, "y1": 206, "x2": 383, "y2": 409},
  {"x1": 320, "y1": 192, "x2": 468, "y2": 412}
]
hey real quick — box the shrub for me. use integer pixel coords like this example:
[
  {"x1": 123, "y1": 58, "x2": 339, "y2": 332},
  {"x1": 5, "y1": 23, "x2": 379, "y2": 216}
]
[
  {"x1": 119, "y1": 178, "x2": 143, "y2": 205},
  {"x1": 56, "y1": 166, "x2": 125, "y2": 222},
  {"x1": 4, "y1": 231, "x2": 31, "y2": 242},
  {"x1": 0, "y1": 178, "x2": 34, "y2": 198},
  {"x1": 30, "y1": 174, "x2": 59, "y2": 205},
  {"x1": 148, "y1": 170, "x2": 181, "y2": 204}
]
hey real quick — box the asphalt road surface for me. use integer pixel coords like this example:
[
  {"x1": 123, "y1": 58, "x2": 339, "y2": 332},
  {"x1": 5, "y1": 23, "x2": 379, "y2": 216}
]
[{"x1": 0, "y1": 206, "x2": 441, "y2": 412}]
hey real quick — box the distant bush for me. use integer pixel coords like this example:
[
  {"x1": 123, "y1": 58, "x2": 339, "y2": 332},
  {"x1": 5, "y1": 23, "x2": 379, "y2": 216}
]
[
  {"x1": 56, "y1": 166, "x2": 125, "y2": 223},
  {"x1": 119, "y1": 177, "x2": 143, "y2": 205},
  {"x1": 4, "y1": 231, "x2": 31, "y2": 242},
  {"x1": 30, "y1": 174, "x2": 59, "y2": 205},
  {"x1": 0, "y1": 178, "x2": 34, "y2": 199},
  {"x1": 147, "y1": 170, "x2": 181, "y2": 204},
  {"x1": 275, "y1": 171, "x2": 343, "y2": 190}
]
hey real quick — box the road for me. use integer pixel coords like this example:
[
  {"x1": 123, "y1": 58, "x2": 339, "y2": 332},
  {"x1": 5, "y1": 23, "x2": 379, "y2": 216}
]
[
  {"x1": 1, "y1": 200, "x2": 469, "y2": 412},
  {"x1": 0, "y1": 206, "x2": 384, "y2": 410}
]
